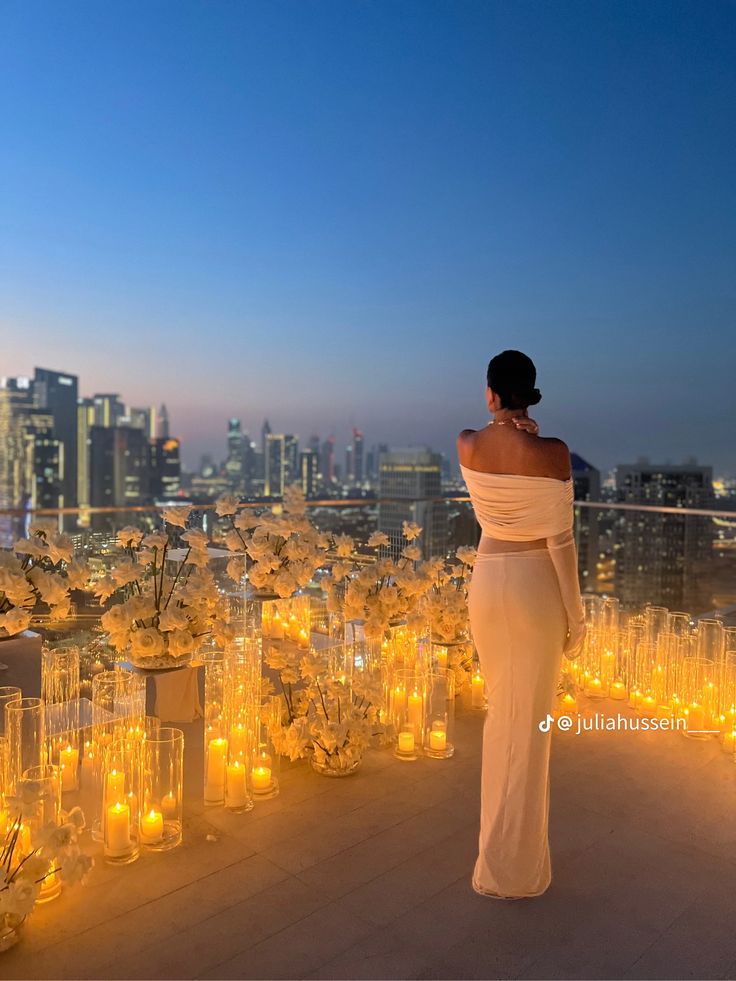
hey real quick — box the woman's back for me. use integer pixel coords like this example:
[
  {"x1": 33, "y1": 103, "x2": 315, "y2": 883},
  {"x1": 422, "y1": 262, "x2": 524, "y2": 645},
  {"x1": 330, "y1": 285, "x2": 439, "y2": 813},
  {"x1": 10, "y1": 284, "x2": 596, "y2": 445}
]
[{"x1": 458, "y1": 425, "x2": 571, "y2": 481}]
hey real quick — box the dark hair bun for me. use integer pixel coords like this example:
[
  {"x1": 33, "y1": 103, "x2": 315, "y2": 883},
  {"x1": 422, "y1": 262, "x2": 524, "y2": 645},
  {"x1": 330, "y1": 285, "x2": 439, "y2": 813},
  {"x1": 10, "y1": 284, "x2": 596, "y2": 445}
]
[{"x1": 486, "y1": 350, "x2": 542, "y2": 410}]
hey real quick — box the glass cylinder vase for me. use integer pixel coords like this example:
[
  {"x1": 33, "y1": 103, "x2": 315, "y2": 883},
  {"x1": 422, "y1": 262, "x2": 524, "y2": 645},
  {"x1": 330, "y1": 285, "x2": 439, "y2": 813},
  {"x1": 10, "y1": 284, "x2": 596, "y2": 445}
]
[
  {"x1": 141, "y1": 726, "x2": 183, "y2": 851},
  {"x1": 101, "y1": 737, "x2": 140, "y2": 864},
  {"x1": 6, "y1": 698, "x2": 45, "y2": 796},
  {"x1": 19, "y1": 763, "x2": 62, "y2": 903},
  {"x1": 423, "y1": 669, "x2": 455, "y2": 759}
]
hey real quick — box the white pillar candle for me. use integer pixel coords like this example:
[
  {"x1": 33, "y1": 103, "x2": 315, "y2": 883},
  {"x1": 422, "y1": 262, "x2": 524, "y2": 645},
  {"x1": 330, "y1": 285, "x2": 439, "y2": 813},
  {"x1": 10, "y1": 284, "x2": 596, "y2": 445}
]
[
  {"x1": 270, "y1": 614, "x2": 284, "y2": 640},
  {"x1": 205, "y1": 738, "x2": 228, "y2": 801},
  {"x1": 408, "y1": 690, "x2": 423, "y2": 732},
  {"x1": 140, "y1": 808, "x2": 164, "y2": 844},
  {"x1": 226, "y1": 761, "x2": 248, "y2": 807},
  {"x1": 609, "y1": 681, "x2": 627, "y2": 701},
  {"x1": 397, "y1": 731, "x2": 415, "y2": 754},
  {"x1": 251, "y1": 765, "x2": 272, "y2": 793},
  {"x1": 105, "y1": 801, "x2": 131, "y2": 856},
  {"x1": 471, "y1": 674, "x2": 485, "y2": 708},
  {"x1": 429, "y1": 728, "x2": 447, "y2": 752},
  {"x1": 106, "y1": 769, "x2": 125, "y2": 804},
  {"x1": 59, "y1": 744, "x2": 79, "y2": 792}
]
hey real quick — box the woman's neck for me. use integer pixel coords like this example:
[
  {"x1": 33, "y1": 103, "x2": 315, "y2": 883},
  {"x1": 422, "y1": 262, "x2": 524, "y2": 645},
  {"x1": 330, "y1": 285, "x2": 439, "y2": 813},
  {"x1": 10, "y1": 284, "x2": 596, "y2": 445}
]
[{"x1": 492, "y1": 408, "x2": 528, "y2": 424}]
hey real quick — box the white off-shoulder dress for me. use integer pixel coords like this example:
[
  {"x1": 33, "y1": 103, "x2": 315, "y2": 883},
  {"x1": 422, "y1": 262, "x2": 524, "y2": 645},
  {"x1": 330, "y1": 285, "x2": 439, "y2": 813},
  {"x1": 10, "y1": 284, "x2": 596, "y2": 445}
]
[{"x1": 461, "y1": 466, "x2": 584, "y2": 899}]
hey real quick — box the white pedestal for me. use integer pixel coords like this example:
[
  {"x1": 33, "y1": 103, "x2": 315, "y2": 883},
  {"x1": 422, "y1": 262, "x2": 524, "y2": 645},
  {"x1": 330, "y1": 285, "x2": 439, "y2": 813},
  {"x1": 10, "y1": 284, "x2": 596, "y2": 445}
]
[{"x1": 0, "y1": 630, "x2": 42, "y2": 695}]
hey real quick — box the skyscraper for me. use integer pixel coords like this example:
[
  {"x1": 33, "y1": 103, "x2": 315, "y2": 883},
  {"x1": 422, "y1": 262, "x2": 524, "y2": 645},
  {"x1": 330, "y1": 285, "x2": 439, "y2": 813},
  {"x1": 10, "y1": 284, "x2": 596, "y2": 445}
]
[
  {"x1": 150, "y1": 437, "x2": 181, "y2": 499},
  {"x1": 77, "y1": 397, "x2": 95, "y2": 515},
  {"x1": 615, "y1": 460, "x2": 715, "y2": 611},
  {"x1": 352, "y1": 428, "x2": 364, "y2": 484},
  {"x1": 378, "y1": 448, "x2": 448, "y2": 559},
  {"x1": 225, "y1": 418, "x2": 245, "y2": 488},
  {"x1": 158, "y1": 404, "x2": 170, "y2": 439},
  {"x1": 92, "y1": 393, "x2": 125, "y2": 428},
  {"x1": 264, "y1": 433, "x2": 285, "y2": 498},
  {"x1": 299, "y1": 448, "x2": 318, "y2": 497},
  {"x1": 571, "y1": 453, "x2": 601, "y2": 592},
  {"x1": 33, "y1": 368, "x2": 78, "y2": 509},
  {"x1": 321, "y1": 436, "x2": 335, "y2": 486}
]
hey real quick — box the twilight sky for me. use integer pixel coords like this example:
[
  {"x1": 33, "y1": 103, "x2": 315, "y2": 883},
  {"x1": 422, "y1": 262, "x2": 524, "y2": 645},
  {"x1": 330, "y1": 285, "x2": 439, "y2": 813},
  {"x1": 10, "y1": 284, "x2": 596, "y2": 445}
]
[{"x1": 2, "y1": 0, "x2": 735, "y2": 474}]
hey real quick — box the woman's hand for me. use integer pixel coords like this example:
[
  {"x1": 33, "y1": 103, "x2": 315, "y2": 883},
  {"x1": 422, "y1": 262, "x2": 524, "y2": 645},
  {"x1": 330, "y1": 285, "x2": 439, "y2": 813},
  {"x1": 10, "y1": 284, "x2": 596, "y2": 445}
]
[
  {"x1": 513, "y1": 416, "x2": 539, "y2": 435},
  {"x1": 563, "y1": 622, "x2": 586, "y2": 661}
]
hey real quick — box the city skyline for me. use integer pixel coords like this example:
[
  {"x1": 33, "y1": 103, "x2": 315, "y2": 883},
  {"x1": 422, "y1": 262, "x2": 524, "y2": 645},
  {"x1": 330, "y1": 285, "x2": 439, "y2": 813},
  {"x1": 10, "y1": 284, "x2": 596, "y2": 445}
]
[{"x1": 3, "y1": 2, "x2": 736, "y2": 473}]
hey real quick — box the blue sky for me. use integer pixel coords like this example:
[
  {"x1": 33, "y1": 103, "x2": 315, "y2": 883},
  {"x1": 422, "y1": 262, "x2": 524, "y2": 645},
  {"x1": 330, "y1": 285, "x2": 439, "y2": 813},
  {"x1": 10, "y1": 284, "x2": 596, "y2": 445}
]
[{"x1": 2, "y1": 0, "x2": 735, "y2": 473}]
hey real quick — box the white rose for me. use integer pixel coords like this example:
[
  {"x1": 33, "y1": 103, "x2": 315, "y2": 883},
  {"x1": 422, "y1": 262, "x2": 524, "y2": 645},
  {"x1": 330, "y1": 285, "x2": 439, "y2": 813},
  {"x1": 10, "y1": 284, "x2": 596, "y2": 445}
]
[
  {"x1": 161, "y1": 506, "x2": 193, "y2": 528},
  {"x1": 167, "y1": 629, "x2": 195, "y2": 657},
  {"x1": 130, "y1": 627, "x2": 164, "y2": 659}
]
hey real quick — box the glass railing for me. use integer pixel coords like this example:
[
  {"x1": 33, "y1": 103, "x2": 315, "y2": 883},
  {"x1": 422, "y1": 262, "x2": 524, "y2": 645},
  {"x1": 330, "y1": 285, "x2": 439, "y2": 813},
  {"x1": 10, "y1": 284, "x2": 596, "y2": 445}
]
[{"x1": 1, "y1": 495, "x2": 735, "y2": 617}]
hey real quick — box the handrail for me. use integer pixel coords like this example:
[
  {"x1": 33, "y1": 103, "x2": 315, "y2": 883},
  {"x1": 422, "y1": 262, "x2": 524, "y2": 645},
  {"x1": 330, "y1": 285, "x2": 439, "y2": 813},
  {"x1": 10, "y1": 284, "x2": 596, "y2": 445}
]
[{"x1": 0, "y1": 498, "x2": 734, "y2": 520}]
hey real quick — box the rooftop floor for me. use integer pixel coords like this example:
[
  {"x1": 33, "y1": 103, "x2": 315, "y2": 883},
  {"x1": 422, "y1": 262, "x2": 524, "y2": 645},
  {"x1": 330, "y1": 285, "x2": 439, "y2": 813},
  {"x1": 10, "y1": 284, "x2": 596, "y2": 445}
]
[{"x1": 5, "y1": 699, "x2": 736, "y2": 980}]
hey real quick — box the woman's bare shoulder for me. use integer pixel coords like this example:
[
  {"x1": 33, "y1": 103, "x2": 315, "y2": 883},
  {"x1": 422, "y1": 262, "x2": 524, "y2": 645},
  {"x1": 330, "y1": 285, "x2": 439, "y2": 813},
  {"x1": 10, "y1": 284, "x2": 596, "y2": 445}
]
[
  {"x1": 533, "y1": 436, "x2": 571, "y2": 478},
  {"x1": 456, "y1": 429, "x2": 478, "y2": 465}
]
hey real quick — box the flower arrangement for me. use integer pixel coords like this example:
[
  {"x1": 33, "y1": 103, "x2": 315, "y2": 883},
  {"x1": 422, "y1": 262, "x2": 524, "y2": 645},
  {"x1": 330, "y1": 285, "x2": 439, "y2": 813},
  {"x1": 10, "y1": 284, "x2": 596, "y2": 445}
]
[
  {"x1": 217, "y1": 487, "x2": 329, "y2": 598},
  {"x1": 265, "y1": 646, "x2": 378, "y2": 774},
  {"x1": 322, "y1": 522, "x2": 433, "y2": 641},
  {"x1": 0, "y1": 522, "x2": 89, "y2": 638},
  {"x1": 0, "y1": 789, "x2": 91, "y2": 950},
  {"x1": 95, "y1": 507, "x2": 234, "y2": 668}
]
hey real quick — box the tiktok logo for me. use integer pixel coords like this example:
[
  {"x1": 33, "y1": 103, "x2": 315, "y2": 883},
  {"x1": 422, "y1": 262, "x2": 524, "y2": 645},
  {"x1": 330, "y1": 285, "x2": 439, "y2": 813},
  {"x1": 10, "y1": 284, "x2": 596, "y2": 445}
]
[{"x1": 538, "y1": 713, "x2": 554, "y2": 732}]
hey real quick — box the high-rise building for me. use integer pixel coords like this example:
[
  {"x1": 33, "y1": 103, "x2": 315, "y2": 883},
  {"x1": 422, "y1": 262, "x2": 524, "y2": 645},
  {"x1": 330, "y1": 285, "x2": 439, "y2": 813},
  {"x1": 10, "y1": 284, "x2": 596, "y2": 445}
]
[
  {"x1": 345, "y1": 445, "x2": 354, "y2": 484},
  {"x1": 89, "y1": 425, "x2": 150, "y2": 509},
  {"x1": 158, "y1": 404, "x2": 170, "y2": 439},
  {"x1": 571, "y1": 453, "x2": 601, "y2": 592},
  {"x1": 264, "y1": 433, "x2": 285, "y2": 498},
  {"x1": 615, "y1": 460, "x2": 715, "y2": 612},
  {"x1": 352, "y1": 428, "x2": 364, "y2": 484},
  {"x1": 92, "y1": 393, "x2": 125, "y2": 428},
  {"x1": 150, "y1": 437, "x2": 181, "y2": 499},
  {"x1": 225, "y1": 418, "x2": 245, "y2": 488},
  {"x1": 0, "y1": 378, "x2": 34, "y2": 542},
  {"x1": 33, "y1": 368, "x2": 78, "y2": 509},
  {"x1": 24, "y1": 409, "x2": 64, "y2": 511},
  {"x1": 77, "y1": 397, "x2": 96, "y2": 514},
  {"x1": 299, "y1": 448, "x2": 318, "y2": 497},
  {"x1": 284, "y1": 435, "x2": 299, "y2": 486},
  {"x1": 321, "y1": 436, "x2": 335, "y2": 485},
  {"x1": 378, "y1": 448, "x2": 448, "y2": 559},
  {"x1": 128, "y1": 406, "x2": 157, "y2": 438}
]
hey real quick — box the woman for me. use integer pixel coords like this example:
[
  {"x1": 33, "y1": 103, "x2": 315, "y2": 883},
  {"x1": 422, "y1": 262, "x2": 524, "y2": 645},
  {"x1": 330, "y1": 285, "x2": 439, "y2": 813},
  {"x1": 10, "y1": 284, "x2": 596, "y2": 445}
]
[{"x1": 457, "y1": 349, "x2": 585, "y2": 899}]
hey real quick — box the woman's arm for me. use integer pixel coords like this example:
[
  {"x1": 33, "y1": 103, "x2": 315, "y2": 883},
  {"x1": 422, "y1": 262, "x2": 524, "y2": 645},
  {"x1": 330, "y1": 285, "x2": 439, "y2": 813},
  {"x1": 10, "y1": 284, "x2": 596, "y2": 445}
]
[{"x1": 547, "y1": 529, "x2": 586, "y2": 659}]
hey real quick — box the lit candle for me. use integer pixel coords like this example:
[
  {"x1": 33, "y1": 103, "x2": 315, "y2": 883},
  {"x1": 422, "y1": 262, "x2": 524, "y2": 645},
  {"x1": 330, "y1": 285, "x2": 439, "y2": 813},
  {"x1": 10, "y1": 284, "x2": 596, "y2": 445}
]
[
  {"x1": 393, "y1": 686, "x2": 406, "y2": 715},
  {"x1": 59, "y1": 744, "x2": 79, "y2": 792},
  {"x1": 270, "y1": 613, "x2": 284, "y2": 640},
  {"x1": 471, "y1": 673, "x2": 485, "y2": 708},
  {"x1": 140, "y1": 808, "x2": 164, "y2": 843},
  {"x1": 229, "y1": 723, "x2": 248, "y2": 760},
  {"x1": 288, "y1": 615, "x2": 299, "y2": 640},
  {"x1": 628, "y1": 688, "x2": 643, "y2": 709},
  {"x1": 105, "y1": 801, "x2": 131, "y2": 856},
  {"x1": 722, "y1": 730, "x2": 736, "y2": 754},
  {"x1": 560, "y1": 693, "x2": 577, "y2": 714},
  {"x1": 435, "y1": 648, "x2": 448, "y2": 669},
  {"x1": 609, "y1": 681, "x2": 627, "y2": 701},
  {"x1": 586, "y1": 677, "x2": 603, "y2": 696},
  {"x1": 81, "y1": 750, "x2": 95, "y2": 787},
  {"x1": 687, "y1": 702, "x2": 705, "y2": 732},
  {"x1": 251, "y1": 765, "x2": 272, "y2": 793},
  {"x1": 226, "y1": 760, "x2": 248, "y2": 808},
  {"x1": 205, "y1": 738, "x2": 228, "y2": 802},
  {"x1": 408, "y1": 690, "x2": 423, "y2": 732},
  {"x1": 298, "y1": 628, "x2": 309, "y2": 650},
  {"x1": 106, "y1": 769, "x2": 126, "y2": 804},
  {"x1": 641, "y1": 694, "x2": 656, "y2": 716},
  {"x1": 161, "y1": 792, "x2": 177, "y2": 817},
  {"x1": 397, "y1": 731, "x2": 415, "y2": 754},
  {"x1": 429, "y1": 727, "x2": 447, "y2": 752}
]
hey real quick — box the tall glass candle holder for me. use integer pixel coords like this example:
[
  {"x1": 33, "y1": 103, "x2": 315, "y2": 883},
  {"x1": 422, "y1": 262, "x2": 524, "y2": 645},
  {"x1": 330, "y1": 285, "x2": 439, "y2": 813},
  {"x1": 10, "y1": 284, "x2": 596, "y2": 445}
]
[
  {"x1": 6, "y1": 698, "x2": 45, "y2": 795},
  {"x1": 423, "y1": 669, "x2": 455, "y2": 759},
  {"x1": 223, "y1": 645, "x2": 258, "y2": 812},
  {"x1": 392, "y1": 667, "x2": 424, "y2": 760},
  {"x1": 470, "y1": 666, "x2": 487, "y2": 711},
  {"x1": 681, "y1": 652, "x2": 716, "y2": 738},
  {"x1": 203, "y1": 650, "x2": 227, "y2": 805},
  {"x1": 141, "y1": 727, "x2": 183, "y2": 851},
  {"x1": 250, "y1": 715, "x2": 279, "y2": 800},
  {"x1": 0, "y1": 687, "x2": 22, "y2": 739},
  {"x1": 19, "y1": 764, "x2": 62, "y2": 903},
  {"x1": 101, "y1": 737, "x2": 140, "y2": 864}
]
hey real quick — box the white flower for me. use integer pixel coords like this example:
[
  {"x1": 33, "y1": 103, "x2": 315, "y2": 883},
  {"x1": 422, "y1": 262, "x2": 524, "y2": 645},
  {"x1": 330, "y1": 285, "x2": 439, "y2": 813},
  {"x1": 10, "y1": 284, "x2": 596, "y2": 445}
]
[
  {"x1": 401, "y1": 545, "x2": 422, "y2": 562},
  {"x1": 223, "y1": 530, "x2": 245, "y2": 553},
  {"x1": 181, "y1": 528, "x2": 208, "y2": 550},
  {"x1": 367, "y1": 531, "x2": 390, "y2": 548},
  {"x1": 141, "y1": 531, "x2": 168, "y2": 550},
  {"x1": 1, "y1": 878, "x2": 39, "y2": 918},
  {"x1": 158, "y1": 606, "x2": 189, "y2": 631},
  {"x1": 333, "y1": 534, "x2": 354, "y2": 558},
  {"x1": 14, "y1": 536, "x2": 47, "y2": 560},
  {"x1": 93, "y1": 576, "x2": 118, "y2": 602},
  {"x1": 28, "y1": 568, "x2": 69, "y2": 606},
  {"x1": 402, "y1": 521, "x2": 422, "y2": 541},
  {"x1": 45, "y1": 533, "x2": 74, "y2": 565},
  {"x1": 215, "y1": 494, "x2": 240, "y2": 517},
  {"x1": 456, "y1": 546, "x2": 477, "y2": 567},
  {"x1": 0, "y1": 607, "x2": 33, "y2": 636},
  {"x1": 130, "y1": 627, "x2": 165, "y2": 659},
  {"x1": 110, "y1": 559, "x2": 140, "y2": 587},
  {"x1": 0, "y1": 569, "x2": 34, "y2": 607},
  {"x1": 167, "y1": 629, "x2": 195, "y2": 657},
  {"x1": 233, "y1": 511, "x2": 259, "y2": 532},
  {"x1": 161, "y1": 506, "x2": 193, "y2": 528},
  {"x1": 226, "y1": 557, "x2": 246, "y2": 584},
  {"x1": 117, "y1": 526, "x2": 144, "y2": 548},
  {"x1": 100, "y1": 605, "x2": 129, "y2": 635},
  {"x1": 66, "y1": 559, "x2": 90, "y2": 590}
]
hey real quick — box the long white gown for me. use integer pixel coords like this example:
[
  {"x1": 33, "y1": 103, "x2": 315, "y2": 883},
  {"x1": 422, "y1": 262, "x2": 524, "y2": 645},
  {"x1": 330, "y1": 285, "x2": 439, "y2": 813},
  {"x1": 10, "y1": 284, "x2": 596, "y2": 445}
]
[{"x1": 461, "y1": 466, "x2": 584, "y2": 899}]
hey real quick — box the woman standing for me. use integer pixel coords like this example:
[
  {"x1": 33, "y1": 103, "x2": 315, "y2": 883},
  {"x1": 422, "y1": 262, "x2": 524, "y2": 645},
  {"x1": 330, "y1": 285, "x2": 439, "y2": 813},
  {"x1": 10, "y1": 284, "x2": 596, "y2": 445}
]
[{"x1": 458, "y1": 350, "x2": 585, "y2": 899}]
